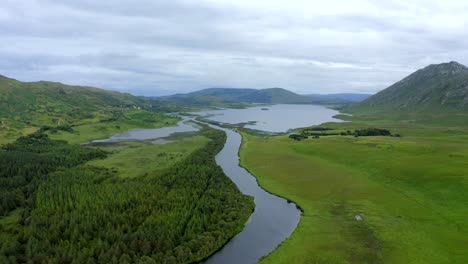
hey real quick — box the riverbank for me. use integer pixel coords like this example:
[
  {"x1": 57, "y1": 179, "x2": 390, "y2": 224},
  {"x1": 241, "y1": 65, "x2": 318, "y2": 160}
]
[
  {"x1": 201, "y1": 123, "x2": 300, "y2": 264},
  {"x1": 239, "y1": 120, "x2": 468, "y2": 263}
]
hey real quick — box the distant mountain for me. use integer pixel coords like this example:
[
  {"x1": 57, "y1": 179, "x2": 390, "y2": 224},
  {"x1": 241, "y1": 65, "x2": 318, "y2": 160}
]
[
  {"x1": 0, "y1": 74, "x2": 151, "y2": 128},
  {"x1": 305, "y1": 93, "x2": 372, "y2": 103},
  {"x1": 156, "y1": 88, "x2": 257, "y2": 106},
  {"x1": 238, "y1": 88, "x2": 317, "y2": 104},
  {"x1": 348, "y1": 61, "x2": 468, "y2": 113},
  {"x1": 157, "y1": 87, "x2": 340, "y2": 106}
]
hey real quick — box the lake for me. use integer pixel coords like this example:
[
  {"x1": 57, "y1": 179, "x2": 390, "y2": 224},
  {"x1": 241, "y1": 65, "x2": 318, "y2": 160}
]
[
  {"x1": 196, "y1": 104, "x2": 342, "y2": 132},
  {"x1": 88, "y1": 118, "x2": 200, "y2": 143}
]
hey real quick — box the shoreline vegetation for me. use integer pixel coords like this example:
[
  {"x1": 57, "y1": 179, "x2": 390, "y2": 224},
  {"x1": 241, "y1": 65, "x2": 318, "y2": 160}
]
[{"x1": 239, "y1": 113, "x2": 468, "y2": 263}]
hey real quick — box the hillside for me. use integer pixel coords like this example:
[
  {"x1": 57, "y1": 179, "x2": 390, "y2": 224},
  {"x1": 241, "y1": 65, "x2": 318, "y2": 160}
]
[
  {"x1": 237, "y1": 88, "x2": 317, "y2": 104},
  {"x1": 348, "y1": 61, "x2": 468, "y2": 113},
  {"x1": 156, "y1": 87, "x2": 340, "y2": 106},
  {"x1": 0, "y1": 75, "x2": 173, "y2": 143}
]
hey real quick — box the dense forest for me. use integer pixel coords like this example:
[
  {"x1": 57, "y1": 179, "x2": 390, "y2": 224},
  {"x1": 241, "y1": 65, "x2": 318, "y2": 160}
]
[
  {"x1": 0, "y1": 128, "x2": 254, "y2": 263},
  {"x1": 0, "y1": 133, "x2": 106, "y2": 217}
]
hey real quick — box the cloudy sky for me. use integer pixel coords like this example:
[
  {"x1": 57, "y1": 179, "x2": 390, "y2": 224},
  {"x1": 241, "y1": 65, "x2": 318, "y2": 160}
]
[{"x1": 1, "y1": 0, "x2": 468, "y2": 95}]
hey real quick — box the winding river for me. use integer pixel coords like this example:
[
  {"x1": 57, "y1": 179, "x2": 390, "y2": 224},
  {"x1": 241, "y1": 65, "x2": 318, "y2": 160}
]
[
  {"x1": 201, "y1": 124, "x2": 301, "y2": 264},
  {"x1": 90, "y1": 104, "x2": 342, "y2": 263},
  {"x1": 200, "y1": 105, "x2": 341, "y2": 263}
]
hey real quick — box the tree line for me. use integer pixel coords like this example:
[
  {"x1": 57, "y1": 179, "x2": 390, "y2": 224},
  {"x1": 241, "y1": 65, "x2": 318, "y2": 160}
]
[{"x1": 292, "y1": 127, "x2": 400, "y2": 141}]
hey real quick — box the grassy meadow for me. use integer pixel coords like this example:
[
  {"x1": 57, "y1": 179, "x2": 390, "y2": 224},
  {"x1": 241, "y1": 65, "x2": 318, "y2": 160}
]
[
  {"x1": 240, "y1": 116, "x2": 468, "y2": 263},
  {"x1": 87, "y1": 135, "x2": 210, "y2": 178}
]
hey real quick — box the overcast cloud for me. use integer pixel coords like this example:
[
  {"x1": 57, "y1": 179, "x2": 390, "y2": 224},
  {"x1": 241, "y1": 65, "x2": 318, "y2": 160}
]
[{"x1": 1, "y1": 0, "x2": 468, "y2": 95}]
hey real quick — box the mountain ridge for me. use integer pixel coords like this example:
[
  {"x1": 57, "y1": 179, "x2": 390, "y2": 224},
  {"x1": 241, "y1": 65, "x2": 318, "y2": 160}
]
[
  {"x1": 347, "y1": 61, "x2": 468, "y2": 113},
  {"x1": 156, "y1": 87, "x2": 351, "y2": 106}
]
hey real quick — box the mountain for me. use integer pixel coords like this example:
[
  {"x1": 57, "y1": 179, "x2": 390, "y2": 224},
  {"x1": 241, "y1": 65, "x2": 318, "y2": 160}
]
[
  {"x1": 0, "y1": 74, "x2": 160, "y2": 139},
  {"x1": 157, "y1": 87, "x2": 339, "y2": 106},
  {"x1": 305, "y1": 93, "x2": 372, "y2": 103},
  {"x1": 348, "y1": 61, "x2": 468, "y2": 113},
  {"x1": 156, "y1": 88, "x2": 257, "y2": 106},
  {"x1": 237, "y1": 88, "x2": 316, "y2": 104}
]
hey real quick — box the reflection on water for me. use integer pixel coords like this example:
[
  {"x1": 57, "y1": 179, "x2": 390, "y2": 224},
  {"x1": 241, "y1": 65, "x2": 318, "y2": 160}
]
[
  {"x1": 196, "y1": 104, "x2": 342, "y2": 132},
  {"x1": 201, "y1": 125, "x2": 301, "y2": 264}
]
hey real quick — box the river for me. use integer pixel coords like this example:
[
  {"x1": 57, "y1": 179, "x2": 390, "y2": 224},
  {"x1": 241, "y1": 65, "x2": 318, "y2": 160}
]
[
  {"x1": 90, "y1": 104, "x2": 341, "y2": 263},
  {"x1": 201, "y1": 124, "x2": 301, "y2": 264}
]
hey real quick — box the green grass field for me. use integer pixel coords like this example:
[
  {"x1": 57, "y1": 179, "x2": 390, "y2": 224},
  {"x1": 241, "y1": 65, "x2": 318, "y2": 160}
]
[
  {"x1": 0, "y1": 124, "x2": 37, "y2": 145},
  {"x1": 240, "y1": 117, "x2": 468, "y2": 263},
  {"x1": 87, "y1": 136, "x2": 210, "y2": 178}
]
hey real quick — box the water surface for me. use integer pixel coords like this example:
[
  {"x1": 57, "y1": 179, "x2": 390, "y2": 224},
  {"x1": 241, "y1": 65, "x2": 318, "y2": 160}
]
[
  {"x1": 201, "y1": 125, "x2": 301, "y2": 264},
  {"x1": 89, "y1": 119, "x2": 199, "y2": 143},
  {"x1": 197, "y1": 104, "x2": 342, "y2": 132}
]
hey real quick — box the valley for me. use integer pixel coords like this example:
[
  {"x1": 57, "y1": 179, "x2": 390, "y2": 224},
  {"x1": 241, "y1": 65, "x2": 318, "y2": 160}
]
[
  {"x1": 1, "y1": 61, "x2": 468, "y2": 264},
  {"x1": 3, "y1": 1, "x2": 468, "y2": 263}
]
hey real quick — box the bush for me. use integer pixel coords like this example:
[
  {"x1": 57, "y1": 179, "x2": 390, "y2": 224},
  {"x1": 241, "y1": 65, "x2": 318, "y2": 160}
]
[
  {"x1": 289, "y1": 134, "x2": 308, "y2": 141},
  {"x1": 353, "y1": 128, "x2": 391, "y2": 137}
]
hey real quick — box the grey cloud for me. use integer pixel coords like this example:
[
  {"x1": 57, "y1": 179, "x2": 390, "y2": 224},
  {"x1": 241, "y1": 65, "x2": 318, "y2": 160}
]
[{"x1": 1, "y1": 0, "x2": 468, "y2": 95}]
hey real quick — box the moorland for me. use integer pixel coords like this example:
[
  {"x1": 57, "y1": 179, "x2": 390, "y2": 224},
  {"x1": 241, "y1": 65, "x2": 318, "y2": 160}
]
[{"x1": 240, "y1": 62, "x2": 468, "y2": 263}]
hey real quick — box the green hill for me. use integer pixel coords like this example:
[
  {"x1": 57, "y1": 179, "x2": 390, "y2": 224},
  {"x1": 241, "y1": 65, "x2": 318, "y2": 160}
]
[
  {"x1": 0, "y1": 75, "x2": 175, "y2": 144},
  {"x1": 157, "y1": 87, "x2": 339, "y2": 106},
  {"x1": 348, "y1": 61, "x2": 468, "y2": 113},
  {"x1": 237, "y1": 88, "x2": 316, "y2": 104}
]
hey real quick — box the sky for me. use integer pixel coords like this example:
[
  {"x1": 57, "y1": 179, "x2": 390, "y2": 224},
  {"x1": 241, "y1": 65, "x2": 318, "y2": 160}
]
[{"x1": 1, "y1": 0, "x2": 468, "y2": 96}]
